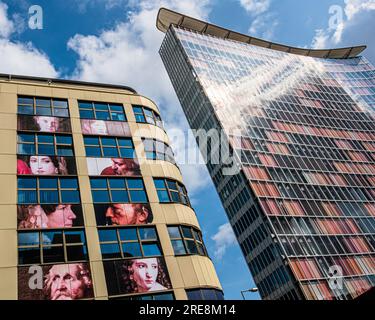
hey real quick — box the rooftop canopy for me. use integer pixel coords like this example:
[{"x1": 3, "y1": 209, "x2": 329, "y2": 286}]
[{"x1": 156, "y1": 7, "x2": 366, "y2": 59}]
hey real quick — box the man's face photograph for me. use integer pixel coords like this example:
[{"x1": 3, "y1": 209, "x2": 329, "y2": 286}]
[{"x1": 105, "y1": 203, "x2": 151, "y2": 225}]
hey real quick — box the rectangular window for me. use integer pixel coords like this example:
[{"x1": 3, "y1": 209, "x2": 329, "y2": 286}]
[
  {"x1": 17, "y1": 133, "x2": 74, "y2": 156},
  {"x1": 18, "y1": 96, "x2": 69, "y2": 117},
  {"x1": 153, "y1": 178, "x2": 190, "y2": 206},
  {"x1": 142, "y1": 138, "x2": 175, "y2": 164},
  {"x1": 90, "y1": 177, "x2": 148, "y2": 203},
  {"x1": 84, "y1": 136, "x2": 135, "y2": 158},
  {"x1": 132, "y1": 105, "x2": 163, "y2": 128},
  {"x1": 79, "y1": 101, "x2": 126, "y2": 121},
  {"x1": 18, "y1": 229, "x2": 88, "y2": 265},
  {"x1": 17, "y1": 177, "x2": 80, "y2": 204},
  {"x1": 167, "y1": 225, "x2": 208, "y2": 257},
  {"x1": 98, "y1": 226, "x2": 161, "y2": 259}
]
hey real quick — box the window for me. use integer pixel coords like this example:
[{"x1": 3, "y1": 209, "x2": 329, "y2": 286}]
[
  {"x1": 142, "y1": 138, "x2": 175, "y2": 164},
  {"x1": 132, "y1": 105, "x2": 163, "y2": 128},
  {"x1": 79, "y1": 101, "x2": 126, "y2": 121},
  {"x1": 90, "y1": 177, "x2": 148, "y2": 203},
  {"x1": 18, "y1": 177, "x2": 80, "y2": 204},
  {"x1": 168, "y1": 225, "x2": 208, "y2": 256},
  {"x1": 84, "y1": 136, "x2": 135, "y2": 158},
  {"x1": 18, "y1": 229, "x2": 87, "y2": 265},
  {"x1": 154, "y1": 178, "x2": 190, "y2": 206},
  {"x1": 98, "y1": 226, "x2": 161, "y2": 259},
  {"x1": 17, "y1": 133, "x2": 74, "y2": 156},
  {"x1": 18, "y1": 96, "x2": 69, "y2": 117},
  {"x1": 186, "y1": 288, "x2": 224, "y2": 300}
]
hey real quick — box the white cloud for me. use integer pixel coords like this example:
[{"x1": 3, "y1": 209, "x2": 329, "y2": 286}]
[
  {"x1": 311, "y1": 0, "x2": 375, "y2": 64},
  {"x1": 0, "y1": 2, "x2": 14, "y2": 38},
  {"x1": 249, "y1": 12, "x2": 278, "y2": 40},
  {"x1": 211, "y1": 223, "x2": 237, "y2": 260},
  {"x1": 0, "y1": 1, "x2": 58, "y2": 77},
  {"x1": 67, "y1": 0, "x2": 213, "y2": 194},
  {"x1": 239, "y1": 0, "x2": 271, "y2": 15}
]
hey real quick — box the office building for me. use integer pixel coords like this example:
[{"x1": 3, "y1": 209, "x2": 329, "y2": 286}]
[{"x1": 158, "y1": 8, "x2": 375, "y2": 300}]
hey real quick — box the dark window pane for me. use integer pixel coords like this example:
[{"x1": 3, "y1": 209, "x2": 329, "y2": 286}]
[
  {"x1": 109, "y1": 105, "x2": 124, "y2": 112},
  {"x1": 36, "y1": 107, "x2": 52, "y2": 116},
  {"x1": 18, "y1": 97, "x2": 34, "y2": 105},
  {"x1": 18, "y1": 247, "x2": 41, "y2": 265},
  {"x1": 39, "y1": 177, "x2": 57, "y2": 188},
  {"x1": 132, "y1": 106, "x2": 143, "y2": 113},
  {"x1": 182, "y1": 226, "x2": 193, "y2": 238},
  {"x1": 37, "y1": 135, "x2": 54, "y2": 143},
  {"x1": 18, "y1": 191, "x2": 37, "y2": 204},
  {"x1": 154, "y1": 179, "x2": 166, "y2": 189},
  {"x1": 98, "y1": 229, "x2": 118, "y2": 242},
  {"x1": 18, "y1": 177, "x2": 37, "y2": 188},
  {"x1": 43, "y1": 231, "x2": 63, "y2": 244},
  {"x1": 122, "y1": 242, "x2": 142, "y2": 257},
  {"x1": 171, "y1": 240, "x2": 186, "y2": 255},
  {"x1": 111, "y1": 190, "x2": 129, "y2": 202},
  {"x1": 103, "y1": 147, "x2": 119, "y2": 157},
  {"x1": 18, "y1": 144, "x2": 35, "y2": 155},
  {"x1": 79, "y1": 102, "x2": 93, "y2": 109},
  {"x1": 86, "y1": 146, "x2": 101, "y2": 157},
  {"x1": 66, "y1": 245, "x2": 87, "y2": 261},
  {"x1": 139, "y1": 228, "x2": 157, "y2": 240},
  {"x1": 135, "y1": 114, "x2": 146, "y2": 122},
  {"x1": 167, "y1": 181, "x2": 178, "y2": 191},
  {"x1": 38, "y1": 145, "x2": 55, "y2": 155},
  {"x1": 170, "y1": 191, "x2": 180, "y2": 202},
  {"x1": 56, "y1": 136, "x2": 72, "y2": 144},
  {"x1": 57, "y1": 146, "x2": 73, "y2": 156},
  {"x1": 60, "y1": 178, "x2": 78, "y2": 189},
  {"x1": 65, "y1": 231, "x2": 85, "y2": 244},
  {"x1": 119, "y1": 228, "x2": 137, "y2": 241},
  {"x1": 96, "y1": 111, "x2": 110, "y2": 120},
  {"x1": 84, "y1": 136, "x2": 100, "y2": 145},
  {"x1": 53, "y1": 99, "x2": 68, "y2": 108},
  {"x1": 167, "y1": 227, "x2": 181, "y2": 239},
  {"x1": 129, "y1": 190, "x2": 147, "y2": 202},
  {"x1": 54, "y1": 109, "x2": 69, "y2": 117},
  {"x1": 157, "y1": 190, "x2": 170, "y2": 202},
  {"x1": 111, "y1": 113, "x2": 125, "y2": 121},
  {"x1": 186, "y1": 240, "x2": 198, "y2": 254},
  {"x1": 109, "y1": 179, "x2": 126, "y2": 189},
  {"x1": 118, "y1": 139, "x2": 133, "y2": 147},
  {"x1": 18, "y1": 134, "x2": 35, "y2": 143},
  {"x1": 80, "y1": 110, "x2": 95, "y2": 119},
  {"x1": 187, "y1": 290, "x2": 202, "y2": 300},
  {"x1": 92, "y1": 190, "x2": 110, "y2": 203},
  {"x1": 43, "y1": 246, "x2": 65, "y2": 263},
  {"x1": 61, "y1": 190, "x2": 80, "y2": 203},
  {"x1": 101, "y1": 137, "x2": 116, "y2": 146},
  {"x1": 94, "y1": 103, "x2": 108, "y2": 111},
  {"x1": 18, "y1": 105, "x2": 33, "y2": 115},
  {"x1": 36, "y1": 99, "x2": 51, "y2": 107},
  {"x1": 90, "y1": 178, "x2": 107, "y2": 188},
  {"x1": 40, "y1": 190, "x2": 59, "y2": 203},
  {"x1": 120, "y1": 148, "x2": 135, "y2": 158},
  {"x1": 127, "y1": 179, "x2": 144, "y2": 189},
  {"x1": 101, "y1": 243, "x2": 121, "y2": 259},
  {"x1": 18, "y1": 232, "x2": 39, "y2": 246},
  {"x1": 142, "y1": 243, "x2": 161, "y2": 256}
]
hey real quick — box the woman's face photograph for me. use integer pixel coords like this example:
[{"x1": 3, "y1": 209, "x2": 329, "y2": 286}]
[
  {"x1": 29, "y1": 156, "x2": 58, "y2": 175},
  {"x1": 131, "y1": 258, "x2": 159, "y2": 292},
  {"x1": 47, "y1": 205, "x2": 77, "y2": 228},
  {"x1": 35, "y1": 116, "x2": 60, "y2": 132}
]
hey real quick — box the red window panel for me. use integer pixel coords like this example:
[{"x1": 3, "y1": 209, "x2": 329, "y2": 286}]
[
  {"x1": 364, "y1": 203, "x2": 375, "y2": 216},
  {"x1": 259, "y1": 199, "x2": 282, "y2": 216},
  {"x1": 321, "y1": 202, "x2": 342, "y2": 217},
  {"x1": 243, "y1": 166, "x2": 270, "y2": 180},
  {"x1": 258, "y1": 153, "x2": 277, "y2": 167},
  {"x1": 283, "y1": 200, "x2": 305, "y2": 216}
]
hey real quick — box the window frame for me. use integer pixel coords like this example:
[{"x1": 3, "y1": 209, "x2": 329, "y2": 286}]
[
  {"x1": 132, "y1": 105, "x2": 164, "y2": 129},
  {"x1": 98, "y1": 226, "x2": 162, "y2": 260},
  {"x1": 17, "y1": 96, "x2": 69, "y2": 118},
  {"x1": 154, "y1": 178, "x2": 190, "y2": 207},
  {"x1": 84, "y1": 135, "x2": 136, "y2": 158},
  {"x1": 78, "y1": 101, "x2": 127, "y2": 121}
]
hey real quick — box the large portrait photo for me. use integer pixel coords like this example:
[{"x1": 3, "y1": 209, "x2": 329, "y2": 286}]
[
  {"x1": 81, "y1": 119, "x2": 131, "y2": 136},
  {"x1": 103, "y1": 257, "x2": 172, "y2": 296},
  {"x1": 94, "y1": 203, "x2": 153, "y2": 226},
  {"x1": 17, "y1": 155, "x2": 77, "y2": 175},
  {"x1": 18, "y1": 263, "x2": 94, "y2": 300},
  {"x1": 17, "y1": 204, "x2": 84, "y2": 229},
  {"x1": 18, "y1": 114, "x2": 72, "y2": 133},
  {"x1": 87, "y1": 157, "x2": 141, "y2": 176}
]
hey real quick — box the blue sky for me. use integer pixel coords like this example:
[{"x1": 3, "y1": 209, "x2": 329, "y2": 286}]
[{"x1": 1, "y1": 0, "x2": 374, "y2": 300}]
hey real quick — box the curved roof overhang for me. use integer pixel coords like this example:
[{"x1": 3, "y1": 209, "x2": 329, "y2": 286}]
[{"x1": 156, "y1": 7, "x2": 366, "y2": 59}]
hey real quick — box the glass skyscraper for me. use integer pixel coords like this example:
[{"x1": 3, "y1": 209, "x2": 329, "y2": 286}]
[{"x1": 157, "y1": 8, "x2": 375, "y2": 300}]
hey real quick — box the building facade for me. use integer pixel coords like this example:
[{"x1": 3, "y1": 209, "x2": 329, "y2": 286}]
[
  {"x1": 0, "y1": 73, "x2": 222, "y2": 300},
  {"x1": 157, "y1": 8, "x2": 375, "y2": 300}
]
